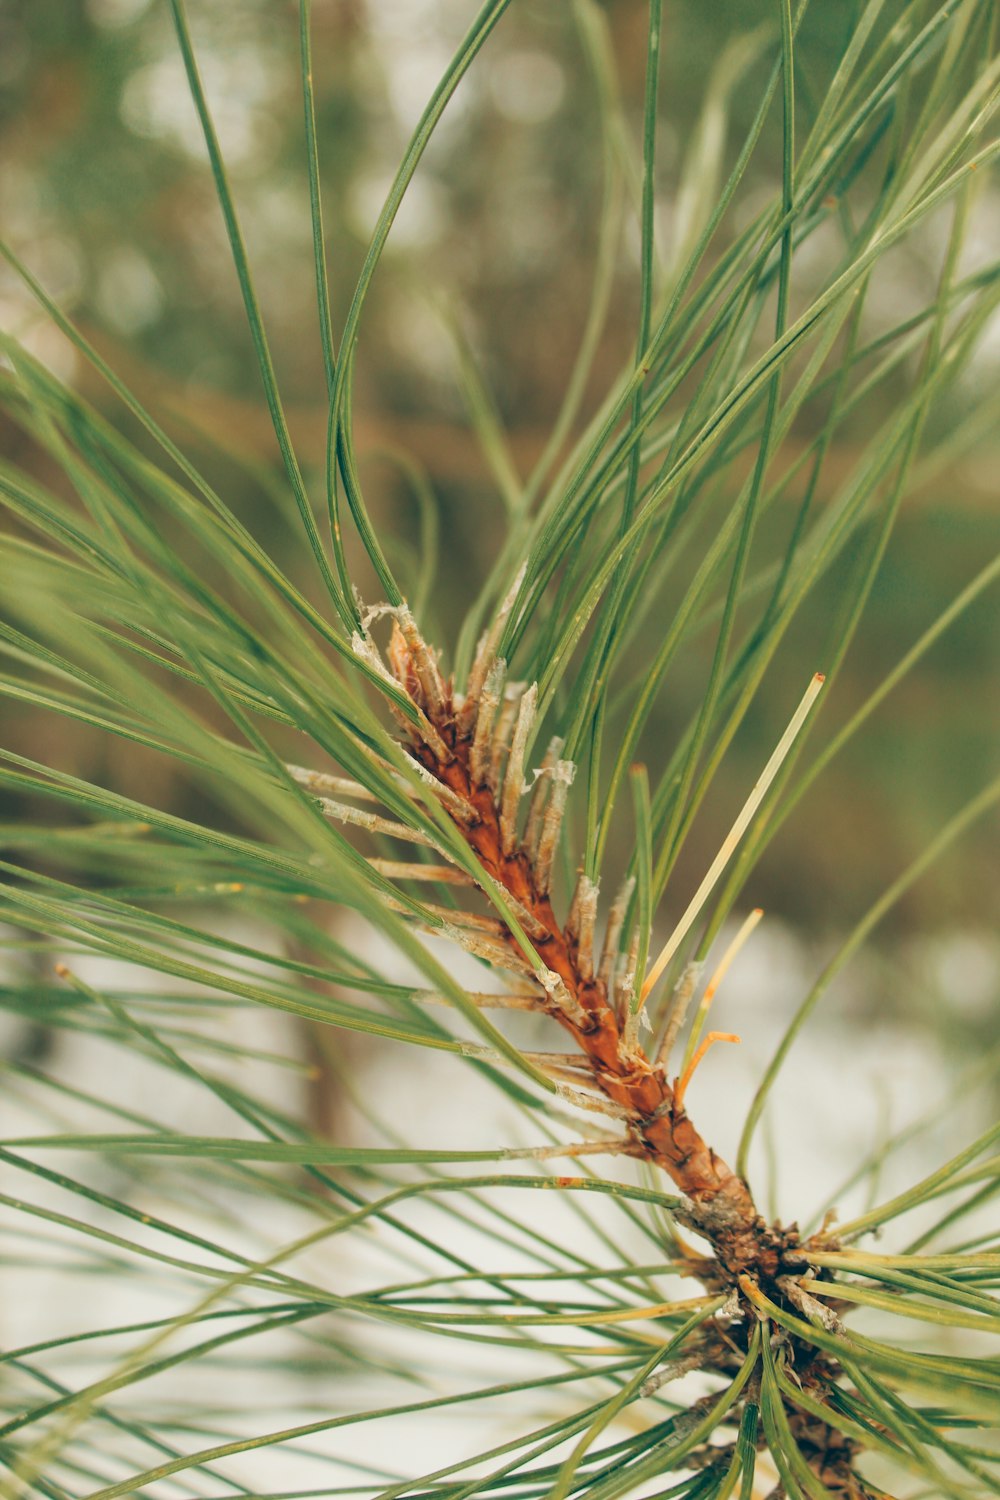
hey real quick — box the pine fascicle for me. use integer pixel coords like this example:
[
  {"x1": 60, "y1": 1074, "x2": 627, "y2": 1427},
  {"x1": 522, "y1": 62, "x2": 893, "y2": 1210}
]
[
  {"x1": 641, "y1": 1351, "x2": 712, "y2": 1397},
  {"x1": 500, "y1": 683, "x2": 538, "y2": 856},
  {"x1": 656, "y1": 959, "x2": 703, "y2": 1070},
  {"x1": 538, "y1": 966, "x2": 591, "y2": 1029},
  {"x1": 288, "y1": 755, "x2": 475, "y2": 828},
  {"x1": 397, "y1": 606, "x2": 447, "y2": 718},
  {"x1": 456, "y1": 562, "x2": 526, "y2": 738},
  {"x1": 522, "y1": 735, "x2": 563, "y2": 863},
  {"x1": 314, "y1": 795, "x2": 438, "y2": 848},
  {"x1": 430, "y1": 920, "x2": 535, "y2": 975},
  {"x1": 286, "y1": 764, "x2": 379, "y2": 802},
  {"x1": 599, "y1": 874, "x2": 635, "y2": 991},
  {"x1": 415, "y1": 988, "x2": 545, "y2": 1012},
  {"x1": 494, "y1": 884, "x2": 552, "y2": 943},
  {"x1": 529, "y1": 1055, "x2": 603, "y2": 1087},
  {"x1": 534, "y1": 758, "x2": 576, "y2": 895},
  {"x1": 613, "y1": 919, "x2": 640, "y2": 1021},
  {"x1": 555, "y1": 1082, "x2": 637, "y2": 1121},
  {"x1": 488, "y1": 683, "x2": 523, "y2": 792},
  {"x1": 352, "y1": 628, "x2": 450, "y2": 762},
  {"x1": 367, "y1": 860, "x2": 474, "y2": 886},
  {"x1": 419, "y1": 904, "x2": 508, "y2": 937},
  {"x1": 566, "y1": 872, "x2": 600, "y2": 981},
  {"x1": 469, "y1": 657, "x2": 506, "y2": 786},
  {"x1": 615, "y1": 925, "x2": 642, "y2": 1052},
  {"x1": 390, "y1": 752, "x2": 478, "y2": 825}
]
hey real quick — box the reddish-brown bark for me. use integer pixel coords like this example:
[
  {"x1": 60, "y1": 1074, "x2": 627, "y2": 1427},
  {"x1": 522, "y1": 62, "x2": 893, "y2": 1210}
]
[
  {"x1": 401, "y1": 671, "x2": 766, "y2": 1272},
  {"x1": 384, "y1": 632, "x2": 866, "y2": 1491}
]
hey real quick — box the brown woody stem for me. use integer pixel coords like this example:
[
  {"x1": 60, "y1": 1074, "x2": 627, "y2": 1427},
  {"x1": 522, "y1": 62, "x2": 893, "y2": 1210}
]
[{"x1": 387, "y1": 645, "x2": 767, "y2": 1274}]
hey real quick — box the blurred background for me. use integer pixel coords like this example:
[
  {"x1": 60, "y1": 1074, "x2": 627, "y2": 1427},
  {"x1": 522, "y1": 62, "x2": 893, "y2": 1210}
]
[
  {"x1": 1, "y1": 1, "x2": 998, "y2": 1109},
  {"x1": 1, "y1": 4, "x2": 998, "y2": 1489}
]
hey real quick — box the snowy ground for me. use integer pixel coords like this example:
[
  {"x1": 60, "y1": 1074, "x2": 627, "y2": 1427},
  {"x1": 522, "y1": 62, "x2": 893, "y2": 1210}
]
[{"x1": 1, "y1": 915, "x2": 996, "y2": 1495}]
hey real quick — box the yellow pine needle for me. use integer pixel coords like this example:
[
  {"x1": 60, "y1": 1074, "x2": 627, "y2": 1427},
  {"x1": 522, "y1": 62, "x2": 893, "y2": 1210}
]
[
  {"x1": 489, "y1": 1294, "x2": 718, "y2": 1328},
  {"x1": 557, "y1": 1293, "x2": 716, "y2": 1326},
  {"x1": 678, "y1": 907, "x2": 763, "y2": 1075},
  {"x1": 673, "y1": 1031, "x2": 741, "y2": 1114},
  {"x1": 640, "y1": 673, "x2": 824, "y2": 1005}
]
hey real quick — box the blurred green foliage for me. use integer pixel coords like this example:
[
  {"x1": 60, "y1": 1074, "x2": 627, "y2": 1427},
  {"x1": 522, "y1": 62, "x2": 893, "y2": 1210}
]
[{"x1": 2, "y1": 0, "x2": 998, "y2": 933}]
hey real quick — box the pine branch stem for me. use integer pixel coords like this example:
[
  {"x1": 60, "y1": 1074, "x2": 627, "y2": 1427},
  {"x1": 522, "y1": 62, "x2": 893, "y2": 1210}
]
[{"x1": 379, "y1": 619, "x2": 768, "y2": 1276}]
